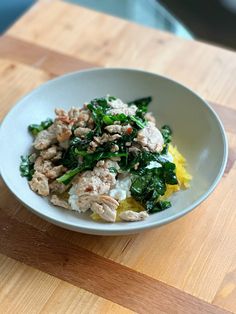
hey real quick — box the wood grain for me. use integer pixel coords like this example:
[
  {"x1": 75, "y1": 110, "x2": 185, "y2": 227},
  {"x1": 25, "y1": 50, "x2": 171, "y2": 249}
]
[
  {"x1": 0, "y1": 254, "x2": 132, "y2": 314},
  {"x1": 0, "y1": 35, "x2": 236, "y2": 136},
  {"x1": 213, "y1": 253, "x2": 236, "y2": 313},
  {"x1": 0, "y1": 0, "x2": 235, "y2": 312},
  {"x1": 0, "y1": 211, "x2": 229, "y2": 314},
  {"x1": 0, "y1": 46, "x2": 235, "y2": 311},
  {"x1": 7, "y1": 0, "x2": 236, "y2": 109},
  {"x1": 0, "y1": 35, "x2": 95, "y2": 76}
]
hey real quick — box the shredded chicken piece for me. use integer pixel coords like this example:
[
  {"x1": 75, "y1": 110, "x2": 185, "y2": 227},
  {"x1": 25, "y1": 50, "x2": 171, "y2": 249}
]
[
  {"x1": 29, "y1": 171, "x2": 49, "y2": 196},
  {"x1": 50, "y1": 195, "x2": 71, "y2": 209},
  {"x1": 33, "y1": 125, "x2": 57, "y2": 150},
  {"x1": 119, "y1": 210, "x2": 149, "y2": 222},
  {"x1": 68, "y1": 160, "x2": 119, "y2": 215},
  {"x1": 91, "y1": 195, "x2": 119, "y2": 222},
  {"x1": 135, "y1": 122, "x2": 164, "y2": 152}
]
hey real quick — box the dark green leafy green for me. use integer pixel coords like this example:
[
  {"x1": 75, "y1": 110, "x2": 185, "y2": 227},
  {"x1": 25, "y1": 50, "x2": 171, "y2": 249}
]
[
  {"x1": 163, "y1": 162, "x2": 178, "y2": 185},
  {"x1": 87, "y1": 98, "x2": 110, "y2": 135},
  {"x1": 57, "y1": 151, "x2": 128, "y2": 184},
  {"x1": 109, "y1": 167, "x2": 118, "y2": 173},
  {"x1": 161, "y1": 125, "x2": 172, "y2": 144},
  {"x1": 28, "y1": 118, "x2": 53, "y2": 136},
  {"x1": 61, "y1": 137, "x2": 91, "y2": 169},
  {"x1": 130, "y1": 165, "x2": 176, "y2": 213},
  {"x1": 102, "y1": 113, "x2": 129, "y2": 125},
  {"x1": 160, "y1": 125, "x2": 172, "y2": 155},
  {"x1": 19, "y1": 155, "x2": 35, "y2": 180},
  {"x1": 128, "y1": 96, "x2": 152, "y2": 117},
  {"x1": 130, "y1": 115, "x2": 146, "y2": 128}
]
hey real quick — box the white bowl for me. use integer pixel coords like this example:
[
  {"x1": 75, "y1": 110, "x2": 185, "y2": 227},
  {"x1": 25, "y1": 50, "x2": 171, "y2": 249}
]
[{"x1": 0, "y1": 68, "x2": 228, "y2": 235}]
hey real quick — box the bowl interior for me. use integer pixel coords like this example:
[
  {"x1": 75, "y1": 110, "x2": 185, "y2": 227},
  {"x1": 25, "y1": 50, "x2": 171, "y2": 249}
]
[{"x1": 0, "y1": 68, "x2": 227, "y2": 235}]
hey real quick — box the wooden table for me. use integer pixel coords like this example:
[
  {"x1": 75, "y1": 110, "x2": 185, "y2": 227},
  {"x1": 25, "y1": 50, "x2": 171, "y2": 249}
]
[{"x1": 0, "y1": 1, "x2": 236, "y2": 313}]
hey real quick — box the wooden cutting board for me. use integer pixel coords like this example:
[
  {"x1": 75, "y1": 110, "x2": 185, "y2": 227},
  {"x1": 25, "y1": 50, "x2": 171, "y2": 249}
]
[{"x1": 0, "y1": 1, "x2": 236, "y2": 313}]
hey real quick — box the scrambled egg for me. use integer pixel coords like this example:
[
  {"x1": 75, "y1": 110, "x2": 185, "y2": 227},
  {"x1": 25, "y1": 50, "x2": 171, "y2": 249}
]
[{"x1": 160, "y1": 144, "x2": 192, "y2": 200}]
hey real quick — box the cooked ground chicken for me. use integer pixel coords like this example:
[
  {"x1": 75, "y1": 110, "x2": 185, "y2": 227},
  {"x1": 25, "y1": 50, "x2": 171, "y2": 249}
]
[
  {"x1": 145, "y1": 112, "x2": 156, "y2": 123},
  {"x1": 34, "y1": 157, "x2": 66, "y2": 179},
  {"x1": 135, "y1": 121, "x2": 164, "y2": 152},
  {"x1": 33, "y1": 124, "x2": 57, "y2": 150},
  {"x1": 50, "y1": 194, "x2": 71, "y2": 209},
  {"x1": 29, "y1": 171, "x2": 49, "y2": 196},
  {"x1": 91, "y1": 195, "x2": 119, "y2": 222},
  {"x1": 105, "y1": 124, "x2": 123, "y2": 134},
  {"x1": 45, "y1": 165, "x2": 66, "y2": 180},
  {"x1": 108, "y1": 98, "x2": 137, "y2": 116},
  {"x1": 40, "y1": 145, "x2": 58, "y2": 160},
  {"x1": 49, "y1": 180, "x2": 71, "y2": 194},
  {"x1": 54, "y1": 120, "x2": 72, "y2": 142},
  {"x1": 68, "y1": 160, "x2": 119, "y2": 220},
  {"x1": 74, "y1": 127, "x2": 91, "y2": 138},
  {"x1": 71, "y1": 160, "x2": 119, "y2": 198},
  {"x1": 34, "y1": 157, "x2": 52, "y2": 173},
  {"x1": 119, "y1": 210, "x2": 149, "y2": 221}
]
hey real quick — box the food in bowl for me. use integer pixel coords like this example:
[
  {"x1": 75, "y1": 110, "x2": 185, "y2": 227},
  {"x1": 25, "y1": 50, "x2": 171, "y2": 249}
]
[{"x1": 20, "y1": 95, "x2": 191, "y2": 222}]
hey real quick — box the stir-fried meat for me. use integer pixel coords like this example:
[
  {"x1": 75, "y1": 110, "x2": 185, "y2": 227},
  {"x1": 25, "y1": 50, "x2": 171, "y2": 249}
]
[
  {"x1": 68, "y1": 160, "x2": 119, "y2": 218},
  {"x1": 34, "y1": 157, "x2": 52, "y2": 173},
  {"x1": 74, "y1": 127, "x2": 91, "y2": 138},
  {"x1": 144, "y1": 112, "x2": 156, "y2": 124},
  {"x1": 119, "y1": 210, "x2": 149, "y2": 221},
  {"x1": 33, "y1": 124, "x2": 57, "y2": 150},
  {"x1": 50, "y1": 195, "x2": 71, "y2": 209},
  {"x1": 45, "y1": 165, "x2": 66, "y2": 180},
  {"x1": 40, "y1": 145, "x2": 58, "y2": 160},
  {"x1": 34, "y1": 156, "x2": 66, "y2": 179},
  {"x1": 29, "y1": 171, "x2": 49, "y2": 196},
  {"x1": 104, "y1": 124, "x2": 133, "y2": 135},
  {"x1": 72, "y1": 160, "x2": 118, "y2": 196},
  {"x1": 24, "y1": 96, "x2": 171, "y2": 223},
  {"x1": 49, "y1": 180, "x2": 71, "y2": 194},
  {"x1": 105, "y1": 125, "x2": 123, "y2": 134},
  {"x1": 108, "y1": 98, "x2": 137, "y2": 116},
  {"x1": 91, "y1": 195, "x2": 119, "y2": 222},
  {"x1": 135, "y1": 122, "x2": 164, "y2": 153},
  {"x1": 54, "y1": 120, "x2": 72, "y2": 142}
]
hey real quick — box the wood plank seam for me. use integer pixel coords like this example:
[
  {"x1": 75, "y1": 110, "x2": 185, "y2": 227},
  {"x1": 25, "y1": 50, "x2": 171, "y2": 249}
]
[
  {"x1": 0, "y1": 210, "x2": 231, "y2": 314},
  {"x1": 0, "y1": 35, "x2": 96, "y2": 76}
]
